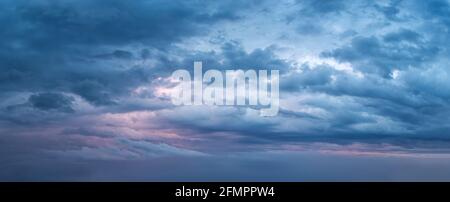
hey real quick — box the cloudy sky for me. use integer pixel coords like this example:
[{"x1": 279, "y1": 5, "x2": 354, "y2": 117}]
[{"x1": 2, "y1": 0, "x2": 450, "y2": 181}]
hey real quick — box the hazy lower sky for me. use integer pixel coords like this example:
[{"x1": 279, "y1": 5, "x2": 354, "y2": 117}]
[{"x1": 1, "y1": 0, "x2": 450, "y2": 181}]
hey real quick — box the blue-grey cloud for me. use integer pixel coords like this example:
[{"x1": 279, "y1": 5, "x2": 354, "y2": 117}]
[
  {"x1": 321, "y1": 35, "x2": 439, "y2": 77},
  {"x1": 28, "y1": 92, "x2": 74, "y2": 112},
  {"x1": 1, "y1": 0, "x2": 450, "y2": 181}
]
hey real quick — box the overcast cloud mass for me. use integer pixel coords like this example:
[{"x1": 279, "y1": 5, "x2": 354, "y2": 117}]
[{"x1": 1, "y1": 0, "x2": 450, "y2": 181}]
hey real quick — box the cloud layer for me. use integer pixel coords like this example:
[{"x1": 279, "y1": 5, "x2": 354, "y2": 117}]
[{"x1": 1, "y1": 0, "x2": 450, "y2": 180}]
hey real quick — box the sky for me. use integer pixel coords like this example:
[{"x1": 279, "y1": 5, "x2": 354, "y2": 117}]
[{"x1": 1, "y1": 0, "x2": 450, "y2": 181}]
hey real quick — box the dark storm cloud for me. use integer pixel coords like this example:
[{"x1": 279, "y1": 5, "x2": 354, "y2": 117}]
[
  {"x1": 1, "y1": 0, "x2": 445, "y2": 142},
  {"x1": 163, "y1": 41, "x2": 292, "y2": 73},
  {"x1": 28, "y1": 93, "x2": 74, "y2": 112},
  {"x1": 277, "y1": 64, "x2": 450, "y2": 140},
  {"x1": 321, "y1": 35, "x2": 439, "y2": 77},
  {"x1": 155, "y1": 29, "x2": 450, "y2": 146},
  {"x1": 219, "y1": 42, "x2": 291, "y2": 71},
  {"x1": 2, "y1": 0, "x2": 450, "y2": 182},
  {"x1": 94, "y1": 50, "x2": 134, "y2": 60},
  {"x1": 5, "y1": 0, "x2": 242, "y2": 48},
  {"x1": 0, "y1": 0, "x2": 252, "y2": 107},
  {"x1": 150, "y1": 15, "x2": 450, "y2": 147},
  {"x1": 382, "y1": 29, "x2": 422, "y2": 43}
]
